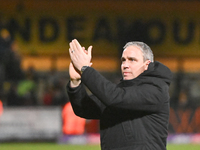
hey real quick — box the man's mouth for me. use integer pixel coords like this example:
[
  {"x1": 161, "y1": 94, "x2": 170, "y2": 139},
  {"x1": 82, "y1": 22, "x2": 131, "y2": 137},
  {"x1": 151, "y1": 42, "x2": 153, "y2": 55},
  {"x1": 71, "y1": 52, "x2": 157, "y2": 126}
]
[{"x1": 123, "y1": 72, "x2": 130, "y2": 76}]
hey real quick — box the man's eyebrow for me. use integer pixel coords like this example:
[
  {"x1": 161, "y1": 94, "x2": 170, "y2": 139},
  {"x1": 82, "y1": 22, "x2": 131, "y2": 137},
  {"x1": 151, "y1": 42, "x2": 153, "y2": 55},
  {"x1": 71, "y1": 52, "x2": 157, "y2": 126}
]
[
  {"x1": 127, "y1": 56, "x2": 137, "y2": 60},
  {"x1": 121, "y1": 57, "x2": 125, "y2": 60}
]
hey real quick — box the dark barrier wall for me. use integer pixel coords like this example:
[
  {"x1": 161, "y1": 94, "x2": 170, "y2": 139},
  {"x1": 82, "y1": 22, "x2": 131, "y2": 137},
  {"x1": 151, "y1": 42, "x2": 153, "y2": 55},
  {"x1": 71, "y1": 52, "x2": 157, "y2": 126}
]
[{"x1": 169, "y1": 107, "x2": 200, "y2": 133}]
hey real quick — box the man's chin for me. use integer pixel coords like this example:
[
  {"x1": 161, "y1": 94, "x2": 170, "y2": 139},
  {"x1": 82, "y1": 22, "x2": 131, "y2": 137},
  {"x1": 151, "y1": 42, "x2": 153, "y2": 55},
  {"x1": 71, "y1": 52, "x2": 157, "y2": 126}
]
[{"x1": 123, "y1": 76, "x2": 134, "y2": 80}]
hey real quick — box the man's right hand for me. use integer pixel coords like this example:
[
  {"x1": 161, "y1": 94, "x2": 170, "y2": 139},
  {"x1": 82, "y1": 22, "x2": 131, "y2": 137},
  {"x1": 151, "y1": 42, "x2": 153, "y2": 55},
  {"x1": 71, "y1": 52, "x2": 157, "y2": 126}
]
[{"x1": 69, "y1": 62, "x2": 81, "y2": 88}]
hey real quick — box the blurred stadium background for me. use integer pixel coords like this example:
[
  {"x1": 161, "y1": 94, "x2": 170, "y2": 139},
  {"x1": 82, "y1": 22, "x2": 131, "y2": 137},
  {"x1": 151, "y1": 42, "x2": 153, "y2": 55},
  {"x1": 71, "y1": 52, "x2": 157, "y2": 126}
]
[{"x1": 0, "y1": 0, "x2": 200, "y2": 149}]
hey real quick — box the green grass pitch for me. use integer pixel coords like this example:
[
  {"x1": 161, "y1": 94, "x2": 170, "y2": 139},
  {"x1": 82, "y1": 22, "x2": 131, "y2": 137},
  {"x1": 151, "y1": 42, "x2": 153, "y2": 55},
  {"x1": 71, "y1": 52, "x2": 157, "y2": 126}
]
[{"x1": 0, "y1": 143, "x2": 199, "y2": 150}]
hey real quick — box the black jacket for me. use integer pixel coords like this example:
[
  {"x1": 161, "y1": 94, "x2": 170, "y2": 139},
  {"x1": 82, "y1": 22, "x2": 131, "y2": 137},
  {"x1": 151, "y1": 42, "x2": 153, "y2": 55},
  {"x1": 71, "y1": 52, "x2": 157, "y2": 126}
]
[{"x1": 67, "y1": 61, "x2": 172, "y2": 150}]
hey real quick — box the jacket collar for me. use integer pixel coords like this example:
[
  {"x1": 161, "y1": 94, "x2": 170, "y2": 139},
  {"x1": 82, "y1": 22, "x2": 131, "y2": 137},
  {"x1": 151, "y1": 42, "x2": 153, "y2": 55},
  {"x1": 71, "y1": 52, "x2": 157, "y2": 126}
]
[{"x1": 119, "y1": 61, "x2": 172, "y2": 86}]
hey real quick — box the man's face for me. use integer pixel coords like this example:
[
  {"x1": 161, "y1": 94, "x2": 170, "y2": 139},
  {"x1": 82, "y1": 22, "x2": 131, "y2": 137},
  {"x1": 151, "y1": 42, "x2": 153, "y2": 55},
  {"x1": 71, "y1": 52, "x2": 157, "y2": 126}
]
[{"x1": 121, "y1": 45, "x2": 150, "y2": 80}]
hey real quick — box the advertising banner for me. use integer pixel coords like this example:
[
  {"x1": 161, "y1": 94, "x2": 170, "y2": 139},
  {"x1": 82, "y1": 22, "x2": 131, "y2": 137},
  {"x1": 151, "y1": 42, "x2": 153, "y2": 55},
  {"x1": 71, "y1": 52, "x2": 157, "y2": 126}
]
[
  {"x1": 0, "y1": 1, "x2": 200, "y2": 57},
  {"x1": 0, "y1": 106, "x2": 62, "y2": 141}
]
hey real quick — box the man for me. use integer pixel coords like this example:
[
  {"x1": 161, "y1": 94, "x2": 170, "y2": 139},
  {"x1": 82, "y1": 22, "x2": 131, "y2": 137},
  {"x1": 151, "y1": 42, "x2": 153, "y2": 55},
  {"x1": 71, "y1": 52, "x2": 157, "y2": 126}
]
[{"x1": 67, "y1": 39, "x2": 172, "y2": 150}]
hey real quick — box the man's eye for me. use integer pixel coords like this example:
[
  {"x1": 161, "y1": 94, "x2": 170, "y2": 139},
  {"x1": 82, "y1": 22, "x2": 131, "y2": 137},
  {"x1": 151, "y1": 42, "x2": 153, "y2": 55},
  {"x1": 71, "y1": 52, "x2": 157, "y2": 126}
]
[{"x1": 121, "y1": 58, "x2": 125, "y2": 62}]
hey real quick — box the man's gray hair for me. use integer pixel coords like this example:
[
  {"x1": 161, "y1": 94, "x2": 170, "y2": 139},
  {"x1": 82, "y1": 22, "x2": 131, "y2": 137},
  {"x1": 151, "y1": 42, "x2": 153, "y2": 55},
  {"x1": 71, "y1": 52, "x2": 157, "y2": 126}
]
[{"x1": 123, "y1": 42, "x2": 154, "y2": 62}]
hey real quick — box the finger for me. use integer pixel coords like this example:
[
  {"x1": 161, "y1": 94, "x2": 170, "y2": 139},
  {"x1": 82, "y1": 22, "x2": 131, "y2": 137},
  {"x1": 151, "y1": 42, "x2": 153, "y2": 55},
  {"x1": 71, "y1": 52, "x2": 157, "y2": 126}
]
[
  {"x1": 69, "y1": 49, "x2": 73, "y2": 60},
  {"x1": 69, "y1": 45, "x2": 75, "y2": 60},
  {"x1": 69, "y1": 46, "x2": 72, "y2": 56},
  {"x1": 73, "y1": 39, "x2": 83, "y2": 52},
  {"x1": 88, "y1": 46, "x2": 93, "y2": 58},
  {"x1": 69, "y1": 42, "x2": 73, "y2": 52},
  {"x1": 82, "y1": 47, "x2": 87, "y2": 54},
  {"x1": 70, "y1": 41, "x2": 76, "y2": 53},
  {"x1": 82, "y1": 47, "x2": 88, "y2": 54},
  {"x1": 69, "y1": 61, "x2": 73, "y2": 68}
]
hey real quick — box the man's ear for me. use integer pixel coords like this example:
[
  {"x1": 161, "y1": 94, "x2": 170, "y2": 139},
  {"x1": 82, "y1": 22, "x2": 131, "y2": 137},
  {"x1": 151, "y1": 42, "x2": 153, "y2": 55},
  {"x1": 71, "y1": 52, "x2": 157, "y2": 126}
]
[{"x1": 144, "y1": 60, "x2": 151, "y2": 70}]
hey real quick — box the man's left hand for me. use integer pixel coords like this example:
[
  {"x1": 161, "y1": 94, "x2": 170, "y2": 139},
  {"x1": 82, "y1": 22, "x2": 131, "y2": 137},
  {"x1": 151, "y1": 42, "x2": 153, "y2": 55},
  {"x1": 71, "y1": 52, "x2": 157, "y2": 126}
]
[{"x1": 69, "y1": 39, "x2": 92, "y2": 71}]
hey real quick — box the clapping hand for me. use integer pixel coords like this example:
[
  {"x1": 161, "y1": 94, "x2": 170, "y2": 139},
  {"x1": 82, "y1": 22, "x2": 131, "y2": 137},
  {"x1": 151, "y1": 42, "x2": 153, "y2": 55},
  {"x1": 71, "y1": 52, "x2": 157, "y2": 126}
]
[
  {"x1": 69, "y1": 39, "x2": 92, "y2": 71},
  {"x1": 68, "y1": 39, "x2": 93, "y2": 87}
]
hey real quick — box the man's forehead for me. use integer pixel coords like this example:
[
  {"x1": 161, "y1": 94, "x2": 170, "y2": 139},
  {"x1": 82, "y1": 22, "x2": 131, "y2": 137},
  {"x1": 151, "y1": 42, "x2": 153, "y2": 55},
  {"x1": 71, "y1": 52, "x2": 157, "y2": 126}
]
[{"x1": 123, "y1": 45, "x2": 142, "y2": 55}]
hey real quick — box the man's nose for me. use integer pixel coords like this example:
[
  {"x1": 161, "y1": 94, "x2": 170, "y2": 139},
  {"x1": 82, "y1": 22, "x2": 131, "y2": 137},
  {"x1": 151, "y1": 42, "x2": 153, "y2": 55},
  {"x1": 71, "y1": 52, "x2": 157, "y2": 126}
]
[{"x1": 122, "y1": 61, "x2": 129, "y2": 69}]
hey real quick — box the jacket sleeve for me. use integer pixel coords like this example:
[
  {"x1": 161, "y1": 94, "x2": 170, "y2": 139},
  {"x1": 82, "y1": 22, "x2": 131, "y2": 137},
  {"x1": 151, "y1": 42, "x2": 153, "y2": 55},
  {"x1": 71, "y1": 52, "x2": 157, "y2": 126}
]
[
  {"x1": 81, "y1": 67, "x2": 169, "y2": 112},
  {"x1": 66, "y1": 81, "x2": 104, "y2": 119}
]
